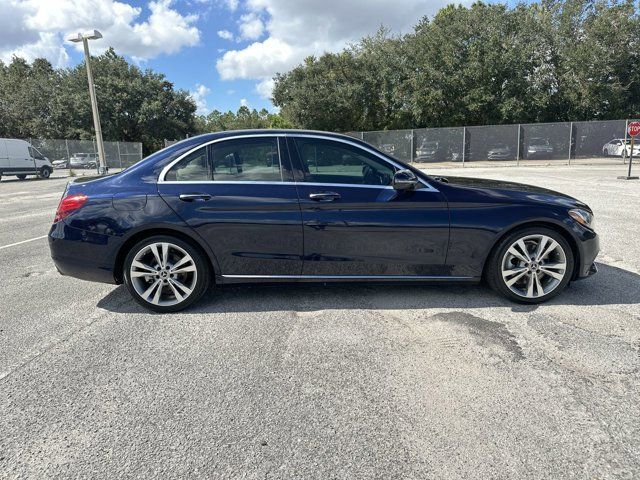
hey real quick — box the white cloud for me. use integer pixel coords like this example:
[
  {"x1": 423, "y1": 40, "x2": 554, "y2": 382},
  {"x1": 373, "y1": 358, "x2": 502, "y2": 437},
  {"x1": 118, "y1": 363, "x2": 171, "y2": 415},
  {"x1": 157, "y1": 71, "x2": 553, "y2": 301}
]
[
  {"x1": 216, "y1": 0, "x2": 455, "y2": 99},
  {"x1": 1, "y1": 32, "x2": 71, "y2": 67},
  {"x1": 217, "y1": 37, "x2": 293, "y2": 80},
  {"x1": 223, "y1": 0, "x2": 239, "y2": 11},
  {"x1": 190, "y1": 83, "x2": 211, "y2": 115},
  {"x1": 240, "y1": 98, "x2": 249, "y2": 107},
  {"x1": 238, "y1": 12, "x2": 264, "y2": 41},
  {"x1": 0, "y1": 0, "x2": 200, "y2": 66},
  {"x1": 255, "y1": 78, "x2": 274, "y2": 99},
  {"x1": 217, "y1": 29, "x2": 234, "y2": 40}
]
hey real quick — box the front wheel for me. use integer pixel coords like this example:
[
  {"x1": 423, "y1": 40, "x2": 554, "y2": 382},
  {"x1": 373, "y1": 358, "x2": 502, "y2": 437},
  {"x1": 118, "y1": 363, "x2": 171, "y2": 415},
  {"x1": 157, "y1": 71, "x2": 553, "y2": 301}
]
[
  {"x1": 123, "y1": 235, "x2": 211, "y2": 312},
  {"x1": 39, "y1": 167, "x2": 51, "y2": 179},
  {"x1": 486, "y1": 227, "x2": 574, "y2": 303}
]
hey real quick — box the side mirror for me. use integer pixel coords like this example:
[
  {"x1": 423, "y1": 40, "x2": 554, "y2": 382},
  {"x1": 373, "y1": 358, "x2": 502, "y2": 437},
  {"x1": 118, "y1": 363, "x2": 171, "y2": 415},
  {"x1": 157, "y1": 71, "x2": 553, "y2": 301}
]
[{"x1": 392, "y1": 169, "x2": 418, "y2": 191}]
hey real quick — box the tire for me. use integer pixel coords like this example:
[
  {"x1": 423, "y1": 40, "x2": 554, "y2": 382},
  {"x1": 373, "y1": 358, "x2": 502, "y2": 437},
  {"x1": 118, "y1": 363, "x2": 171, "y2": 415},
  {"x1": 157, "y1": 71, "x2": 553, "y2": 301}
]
[
  {"x1": 39, "y1": 167, "x2": 51, "y2": 179},
  {"x1": 603, "y1": 149, "x2": 608, "y2": 157},
  {"x1": 485, "y1": 226, "x2": 574, "y2": 304},
  {"x1": 123, "y1": 235, "x2": 211, "y2": 312},
  {"x1": 16, "y1": 174, "x2": 27, "y2": 180}
]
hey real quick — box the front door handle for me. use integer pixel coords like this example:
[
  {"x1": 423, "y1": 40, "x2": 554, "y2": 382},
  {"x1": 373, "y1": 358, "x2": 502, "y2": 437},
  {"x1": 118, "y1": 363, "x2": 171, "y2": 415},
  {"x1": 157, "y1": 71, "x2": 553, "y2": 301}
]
[
  {"x1": 179, "y1": 193, "x2": 212, "y2": 202},
  {"x1": 309, "y1": 192, "x2": 340, "y2": 202}
]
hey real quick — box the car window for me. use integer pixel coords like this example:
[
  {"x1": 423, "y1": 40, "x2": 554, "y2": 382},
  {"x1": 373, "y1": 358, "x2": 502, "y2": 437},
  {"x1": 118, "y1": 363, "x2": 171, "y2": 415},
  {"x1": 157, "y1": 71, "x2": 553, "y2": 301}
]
[
  {"x1": 29, "y1": 147, "x2": 45, "y2": 160},
  {"x1": 165, "y1": 146, "x2": 209, "y2": 182},
  {"x1": 294, "y1": 138, "x2": 394, "y2": 186},
  {"x1": 211, "y1": 137, "x2": 282, "y2": 182}
]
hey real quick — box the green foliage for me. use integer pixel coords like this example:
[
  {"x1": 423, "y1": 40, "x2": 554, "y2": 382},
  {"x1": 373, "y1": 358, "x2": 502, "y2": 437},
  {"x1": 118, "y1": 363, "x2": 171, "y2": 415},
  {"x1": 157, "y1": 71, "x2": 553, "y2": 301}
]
[
  {"x1": 0, "y1": 48, "x2": 197, "y2": 153},
  {"x1": 196, "y1": 106, "x2": 292, "y2": 133},
  {"x1": 272, "y1": 0, "x2": 640, "y2": 131}
]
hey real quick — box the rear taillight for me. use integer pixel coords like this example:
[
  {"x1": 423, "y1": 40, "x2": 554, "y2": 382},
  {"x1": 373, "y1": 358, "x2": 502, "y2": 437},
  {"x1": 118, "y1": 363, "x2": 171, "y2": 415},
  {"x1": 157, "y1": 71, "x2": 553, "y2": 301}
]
[{"x1": 54, "y1": 194, "x2": 88, "y2": 223}]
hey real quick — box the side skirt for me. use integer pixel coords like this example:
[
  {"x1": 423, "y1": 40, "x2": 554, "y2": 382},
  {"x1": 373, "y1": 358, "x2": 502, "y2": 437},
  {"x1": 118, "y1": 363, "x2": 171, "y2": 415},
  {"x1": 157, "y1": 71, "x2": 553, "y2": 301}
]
[{"x1": 219, "y1": 274, "x2": 479, "y2": 285}]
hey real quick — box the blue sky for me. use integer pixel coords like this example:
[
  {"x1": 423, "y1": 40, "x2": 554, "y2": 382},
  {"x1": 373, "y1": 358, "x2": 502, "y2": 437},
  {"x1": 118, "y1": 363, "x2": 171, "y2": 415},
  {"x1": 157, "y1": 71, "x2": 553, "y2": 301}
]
[{"x1": 0, "y1": 0, "x2": 514, "y2": 116}]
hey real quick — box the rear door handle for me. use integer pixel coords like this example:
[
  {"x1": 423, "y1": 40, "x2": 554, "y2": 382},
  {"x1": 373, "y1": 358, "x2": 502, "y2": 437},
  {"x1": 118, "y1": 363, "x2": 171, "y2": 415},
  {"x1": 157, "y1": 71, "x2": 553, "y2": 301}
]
[
  {"x1": 309, "y1": 192, "x2": 340, "y2": 202},
  {"x1": 179, "y1": 193, "x2": 212, "y2": 202}
]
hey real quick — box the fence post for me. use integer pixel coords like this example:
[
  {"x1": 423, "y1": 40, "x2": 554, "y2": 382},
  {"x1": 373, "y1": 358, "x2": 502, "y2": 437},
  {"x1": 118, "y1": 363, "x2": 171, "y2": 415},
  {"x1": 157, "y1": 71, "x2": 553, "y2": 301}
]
[
  {"x1": 461, "y1": 127, "x2": 466, "y2": 167},
  {"x1": 410, "y1": 129, "x2": 415, "y2": 163},
  {"x1": 568, "y1": 122, "x2": 573, "y2": 165},
  {"x1": 516, "y1": 124, "x2": 521, "y2": 166},
  {"x1": 65, "y1": 139, "x2": 70, "y2": 161},
  {"x1": 117, "y1": 141, "x2": 123, "y2": 170},
  {"x1": 360, "y1": 132, "x2": 364, "y2": 141}
]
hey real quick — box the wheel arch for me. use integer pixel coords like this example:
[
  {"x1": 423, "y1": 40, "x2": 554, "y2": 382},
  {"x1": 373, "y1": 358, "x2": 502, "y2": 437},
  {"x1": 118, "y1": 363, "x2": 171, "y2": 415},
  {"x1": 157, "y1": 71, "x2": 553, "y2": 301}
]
[
  {"x1": 113, "y1": 227, "x2": 218, "y2": 284},
  {"x1": 482, "y1": 220, "x2": 580, "y2": 280}
]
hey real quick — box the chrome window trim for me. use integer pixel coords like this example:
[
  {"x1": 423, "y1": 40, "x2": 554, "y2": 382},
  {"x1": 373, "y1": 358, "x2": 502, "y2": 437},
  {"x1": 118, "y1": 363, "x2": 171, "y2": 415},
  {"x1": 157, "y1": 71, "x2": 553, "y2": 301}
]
[
  {"x1": 158, "y1": 180, "x2": 398, "y2": 190},
  {"x1": 157, "y1": 132, "x2": 439, "y2": 192}
]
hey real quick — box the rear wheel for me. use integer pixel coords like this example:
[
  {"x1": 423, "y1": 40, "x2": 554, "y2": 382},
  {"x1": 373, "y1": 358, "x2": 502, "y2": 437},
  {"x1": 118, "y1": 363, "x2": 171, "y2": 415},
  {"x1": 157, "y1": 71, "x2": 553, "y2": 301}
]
[
  {"x1": 123, "y1": 235, "x2": 211, "y2": 312},
  {"x1": 486, "y1": 227, "x2": 574, "y2": 303},
  {"x1": 16, "y1": 174, "x2": 27, "y2": 180}
]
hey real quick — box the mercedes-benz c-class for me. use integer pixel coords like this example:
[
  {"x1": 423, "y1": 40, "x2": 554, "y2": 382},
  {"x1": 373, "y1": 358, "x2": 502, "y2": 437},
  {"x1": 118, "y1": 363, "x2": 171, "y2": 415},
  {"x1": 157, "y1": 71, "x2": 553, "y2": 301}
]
[{"x1": 48, "y1": 130, "x2": 598, "y2": 312}]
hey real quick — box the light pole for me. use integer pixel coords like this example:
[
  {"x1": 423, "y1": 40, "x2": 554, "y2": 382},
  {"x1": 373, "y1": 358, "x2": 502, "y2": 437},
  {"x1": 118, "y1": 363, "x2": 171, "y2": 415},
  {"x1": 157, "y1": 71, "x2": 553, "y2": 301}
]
[{"x1": 68, "y1": 30, "x2": 107, "y2": 175}]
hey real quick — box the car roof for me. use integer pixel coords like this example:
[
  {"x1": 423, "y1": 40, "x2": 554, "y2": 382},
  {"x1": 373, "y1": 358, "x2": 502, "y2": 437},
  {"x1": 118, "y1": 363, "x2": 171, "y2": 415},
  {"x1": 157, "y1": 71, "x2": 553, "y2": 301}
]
[{"x1": 173, "y1": 129, "x2": 361, "y2": 145}]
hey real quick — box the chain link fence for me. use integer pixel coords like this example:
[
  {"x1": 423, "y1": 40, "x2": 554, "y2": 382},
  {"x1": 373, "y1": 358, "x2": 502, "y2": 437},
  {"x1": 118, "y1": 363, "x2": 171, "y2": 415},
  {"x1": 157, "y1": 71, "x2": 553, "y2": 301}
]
[
  {"x1": 24, "y1": 138, "x2": 143, "y2": 170},
  {"x1": 348, "y1": 119, "x2": 638, "y2": 167}
]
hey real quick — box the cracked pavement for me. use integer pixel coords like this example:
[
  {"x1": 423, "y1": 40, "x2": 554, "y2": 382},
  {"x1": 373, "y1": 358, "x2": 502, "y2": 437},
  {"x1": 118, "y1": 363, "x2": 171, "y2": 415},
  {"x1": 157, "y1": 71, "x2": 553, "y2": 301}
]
[{"x1": 1, "y1": 165, "x2": 639, "y2": 479}]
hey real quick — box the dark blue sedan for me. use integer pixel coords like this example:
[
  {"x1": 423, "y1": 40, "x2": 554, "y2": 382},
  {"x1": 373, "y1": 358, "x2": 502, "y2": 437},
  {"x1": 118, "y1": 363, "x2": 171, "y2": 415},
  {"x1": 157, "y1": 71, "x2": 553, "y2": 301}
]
[{"x1": 48, "y1": 130, "x2": 599, "y2": 312}]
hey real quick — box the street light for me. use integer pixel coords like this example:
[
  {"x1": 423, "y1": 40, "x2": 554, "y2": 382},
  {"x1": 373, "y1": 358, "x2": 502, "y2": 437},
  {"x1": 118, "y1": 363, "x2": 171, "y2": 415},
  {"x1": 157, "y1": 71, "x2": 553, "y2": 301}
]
[{"x1": 68, "y1": 30, "x2": 107, "y2": 175}]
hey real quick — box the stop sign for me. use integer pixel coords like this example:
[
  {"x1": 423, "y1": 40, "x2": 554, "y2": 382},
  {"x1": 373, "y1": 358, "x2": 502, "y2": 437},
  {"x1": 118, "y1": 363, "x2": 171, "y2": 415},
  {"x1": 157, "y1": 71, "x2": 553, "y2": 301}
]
[{"x1": 628, "y1": 121, "x2": 640, "y2": 137}]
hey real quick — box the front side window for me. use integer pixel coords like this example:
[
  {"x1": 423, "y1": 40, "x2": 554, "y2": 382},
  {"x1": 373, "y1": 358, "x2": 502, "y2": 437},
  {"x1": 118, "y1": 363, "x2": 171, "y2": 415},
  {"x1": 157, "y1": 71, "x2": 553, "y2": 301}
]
[
  {"x1": 294, "y1": 138, "x2": 394, "y2": 186},
  {"x1": 211, "y1": 137, "x2": 282, "y2": 182},
  {"x1": 165, "y1": 146, "x2": 209, "y2": 181},
  {"x1": 29, "y1": 147, "x2": 45, "y2": 160}
]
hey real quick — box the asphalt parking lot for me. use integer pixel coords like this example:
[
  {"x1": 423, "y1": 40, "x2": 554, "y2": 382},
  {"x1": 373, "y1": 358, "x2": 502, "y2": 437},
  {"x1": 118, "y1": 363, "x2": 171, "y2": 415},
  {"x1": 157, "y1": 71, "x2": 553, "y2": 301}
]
[{"x1": 1, "y1": 164, "x2": 639, "y2": 479}]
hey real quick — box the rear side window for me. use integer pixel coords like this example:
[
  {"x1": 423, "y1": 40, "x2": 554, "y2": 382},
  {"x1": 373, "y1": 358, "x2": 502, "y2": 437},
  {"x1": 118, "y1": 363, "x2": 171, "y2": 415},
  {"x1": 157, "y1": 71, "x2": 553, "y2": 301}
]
[
  {"x1": 164, "y1": 146, "x2": 209, "y2": 181},
  {"x1": 211, "y1": 137, "x2": 282, "y2": 182}
]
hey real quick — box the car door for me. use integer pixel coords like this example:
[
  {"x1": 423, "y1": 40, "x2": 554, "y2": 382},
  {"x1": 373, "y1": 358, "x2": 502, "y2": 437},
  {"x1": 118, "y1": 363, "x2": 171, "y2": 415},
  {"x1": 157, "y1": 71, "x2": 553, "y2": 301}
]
[
  {"x1": 287, "y1": 135, "x2": 450, "y2": 277},
  {"x1": 157, "y1": 135, "x2": 303, "y2": 277}
]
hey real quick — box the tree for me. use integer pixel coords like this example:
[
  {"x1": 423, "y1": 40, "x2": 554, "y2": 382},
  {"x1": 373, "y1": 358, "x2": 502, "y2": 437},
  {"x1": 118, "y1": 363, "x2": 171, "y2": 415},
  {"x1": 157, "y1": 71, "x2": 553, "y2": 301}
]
[
  {"x1": 195, "y1": 106, "x2": 291, "y2": 133},
  {"x1": 272, "y1": 0, "x2": 640, "y2": 131},
  {"x1": 0, "y1": 48, "x2": 197, "y2": 153}
]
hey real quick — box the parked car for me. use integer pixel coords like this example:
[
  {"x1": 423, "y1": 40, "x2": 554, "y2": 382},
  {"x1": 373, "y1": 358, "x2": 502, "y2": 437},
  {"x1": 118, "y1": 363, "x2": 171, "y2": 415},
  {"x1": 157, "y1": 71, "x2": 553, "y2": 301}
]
[
  {"x1": 52, "y1": 158, "x2": 70, "y2": 169},
  {"x1": 602, "y1": 138, "x2": 640, "y2": 158},
  {"x1": 69, "y1": 153, "x2": 99, "y2": 169},
  {"x1": 526, "y1": 138, "x2": 554, "y2": 159},
  {"x1": 0, "y1": 138, "x2": 53, "y2": 181},
  {"x1": 415, "y1": 140, "x2": 440, "y2": 162},
  {"x1": 379, "y1": 143, "x2": 395, "y2": 155},
  {"x1": 49, "y1": 130, "x2": 598, "y2": 312},
  {"x1": 487, "y1": 143, "x2": 513, "y2": 160}
]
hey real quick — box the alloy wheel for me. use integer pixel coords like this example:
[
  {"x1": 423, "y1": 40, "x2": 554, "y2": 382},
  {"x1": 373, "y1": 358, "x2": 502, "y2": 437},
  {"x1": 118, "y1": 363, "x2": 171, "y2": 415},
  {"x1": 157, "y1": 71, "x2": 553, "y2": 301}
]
[
  {"x1": 129, "y1": 241, "x2": 198, "y2": 307},
  {"x1": 501, "y1": 234, "x2": 567, "y2": 299}
]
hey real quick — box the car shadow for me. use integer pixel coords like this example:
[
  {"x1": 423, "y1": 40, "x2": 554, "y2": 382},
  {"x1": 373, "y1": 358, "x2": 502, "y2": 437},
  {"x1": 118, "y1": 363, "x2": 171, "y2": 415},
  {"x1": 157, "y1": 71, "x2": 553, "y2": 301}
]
[{"x1": 96, "y1": 262, "x2": 639, "y2": 315}]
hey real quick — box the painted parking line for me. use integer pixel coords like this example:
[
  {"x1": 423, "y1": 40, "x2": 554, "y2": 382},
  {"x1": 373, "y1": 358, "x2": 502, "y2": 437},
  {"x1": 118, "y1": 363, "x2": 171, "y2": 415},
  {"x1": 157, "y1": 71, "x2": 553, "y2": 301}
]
[{"x1": 0, "y1": 235, "x2": 48, "y2": 251}]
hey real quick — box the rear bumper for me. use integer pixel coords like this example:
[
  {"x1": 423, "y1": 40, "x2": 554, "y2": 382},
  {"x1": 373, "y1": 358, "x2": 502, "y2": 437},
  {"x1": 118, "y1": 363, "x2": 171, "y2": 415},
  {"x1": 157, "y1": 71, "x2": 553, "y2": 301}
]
[{"x1": 49, "y1": 221, "x2": 119, "y2": 284}]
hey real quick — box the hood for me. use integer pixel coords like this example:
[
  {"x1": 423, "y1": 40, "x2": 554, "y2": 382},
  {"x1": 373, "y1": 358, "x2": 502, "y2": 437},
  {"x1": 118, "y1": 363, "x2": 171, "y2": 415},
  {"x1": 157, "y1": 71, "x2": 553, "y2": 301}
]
[{"x1": 436, "y1": 176, "x2": 589, "y2": 210}]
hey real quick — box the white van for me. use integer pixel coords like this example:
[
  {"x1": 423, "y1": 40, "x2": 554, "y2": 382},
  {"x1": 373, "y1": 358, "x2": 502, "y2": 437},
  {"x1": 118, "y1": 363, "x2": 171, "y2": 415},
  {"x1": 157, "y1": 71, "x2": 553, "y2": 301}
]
[{"x1": 0, "y1": 139, "x2": 53, "y2": 181}]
